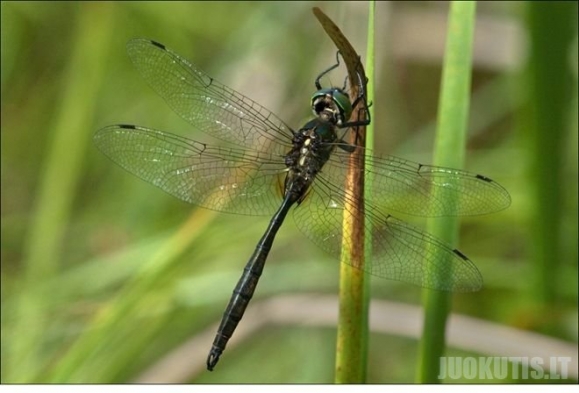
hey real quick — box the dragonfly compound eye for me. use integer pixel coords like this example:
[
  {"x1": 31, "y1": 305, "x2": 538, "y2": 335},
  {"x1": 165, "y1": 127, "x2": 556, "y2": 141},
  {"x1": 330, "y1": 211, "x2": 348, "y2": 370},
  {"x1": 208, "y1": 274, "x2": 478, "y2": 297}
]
[
  {"x1": 311, "y1": 88, "x2": 352, "y2": 126},
  {"x1": 329, "y1": 88, "x2": 352, "y2": 124}
]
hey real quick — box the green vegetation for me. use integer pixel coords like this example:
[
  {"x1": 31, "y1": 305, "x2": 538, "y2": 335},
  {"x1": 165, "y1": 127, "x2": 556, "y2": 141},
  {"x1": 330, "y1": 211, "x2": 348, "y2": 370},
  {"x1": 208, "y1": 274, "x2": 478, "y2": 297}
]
[{"x1": 1, "y1": 1, "x2": 576, "y2": 383}]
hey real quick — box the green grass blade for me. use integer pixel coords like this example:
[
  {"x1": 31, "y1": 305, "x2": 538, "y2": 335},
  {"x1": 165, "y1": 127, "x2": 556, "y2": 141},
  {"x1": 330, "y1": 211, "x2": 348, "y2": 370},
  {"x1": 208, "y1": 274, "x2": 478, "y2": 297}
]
[
  {"x1": 5, "y1": 4, "x2": 115, "y2": 382},
  {"x1": 365, "y1": 1, "x2": 375, "y2": 154},
  {"x1": 416, "y1": 1, "x2": 476, "y2": 383},
  {"x1": 47, "y1": 209, "x2": 217, "y2": 382},
  {"x1": 525, "y1": 1, "x2": 577, "y2": 305}
]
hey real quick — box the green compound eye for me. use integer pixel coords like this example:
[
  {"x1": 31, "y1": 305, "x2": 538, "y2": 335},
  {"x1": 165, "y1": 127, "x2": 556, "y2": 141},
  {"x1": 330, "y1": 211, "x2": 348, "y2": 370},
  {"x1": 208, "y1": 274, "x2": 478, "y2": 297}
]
[
  {"x1": 329, "y1": 89, "x2": 352, "y2": 121},
  {"x1": 311, "y1": 88, "x2": 353, "y2": 124}
]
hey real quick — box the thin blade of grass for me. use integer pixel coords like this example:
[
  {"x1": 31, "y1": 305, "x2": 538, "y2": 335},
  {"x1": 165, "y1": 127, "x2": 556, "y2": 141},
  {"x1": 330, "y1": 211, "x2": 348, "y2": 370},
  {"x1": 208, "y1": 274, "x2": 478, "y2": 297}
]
[
  {"x1": 48, "y1": 208, "x2": 216, "y2": 382},
  {"x1": 416, "y1": 1, "x2": 477, "y2": 383},
  {"x1": 525, "y1": 1, "x2": 576, "y2": 305},
  {"x1": 5, "y1": 4, "x2": 115, "y2": 382}
]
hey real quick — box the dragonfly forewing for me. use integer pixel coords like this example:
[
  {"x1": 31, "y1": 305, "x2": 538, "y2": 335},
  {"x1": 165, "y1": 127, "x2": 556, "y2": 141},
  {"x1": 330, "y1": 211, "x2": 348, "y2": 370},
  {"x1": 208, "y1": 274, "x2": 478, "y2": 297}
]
[
  {"x1": 126, "y1": 39, "x2": 294, "y2": 156},
  {"x1": 324, "y1": 147, "x2": 511, "y2": 217},
  {"x1": 94, "y1": 124, "x2": 286, "y2": 216}
]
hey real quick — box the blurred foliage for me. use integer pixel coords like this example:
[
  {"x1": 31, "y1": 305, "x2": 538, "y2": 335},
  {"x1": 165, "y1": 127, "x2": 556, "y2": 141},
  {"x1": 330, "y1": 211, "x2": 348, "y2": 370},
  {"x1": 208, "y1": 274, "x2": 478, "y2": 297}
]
[{"x1": 1, "y1": 1, "x2": 577, "y2": 384}]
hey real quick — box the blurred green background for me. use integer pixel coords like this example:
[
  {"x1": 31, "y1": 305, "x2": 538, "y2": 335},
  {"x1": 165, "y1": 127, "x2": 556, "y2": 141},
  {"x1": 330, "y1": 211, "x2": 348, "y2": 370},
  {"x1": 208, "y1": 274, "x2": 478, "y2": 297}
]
[{"x1": 1, "y1": 1, "x2": 577, "y2": 383}]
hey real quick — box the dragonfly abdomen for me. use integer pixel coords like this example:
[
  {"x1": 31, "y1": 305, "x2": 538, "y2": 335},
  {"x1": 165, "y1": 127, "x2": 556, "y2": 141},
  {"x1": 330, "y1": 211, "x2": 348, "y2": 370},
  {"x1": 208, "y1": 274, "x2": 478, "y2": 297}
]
[
  {"x1": 207, "y1": 194, "x2": 296, "y2": 371},
  {"x1": 207, "y1": 127, "x2": 338, "y2": 370}
]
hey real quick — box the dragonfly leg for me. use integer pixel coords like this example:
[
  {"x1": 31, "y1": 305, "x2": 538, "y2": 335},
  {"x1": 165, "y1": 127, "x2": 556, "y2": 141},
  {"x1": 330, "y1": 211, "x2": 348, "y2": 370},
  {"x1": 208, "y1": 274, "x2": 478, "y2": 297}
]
[{"x1": 315, "y1": 50, "x2": 342, "y2": 90}]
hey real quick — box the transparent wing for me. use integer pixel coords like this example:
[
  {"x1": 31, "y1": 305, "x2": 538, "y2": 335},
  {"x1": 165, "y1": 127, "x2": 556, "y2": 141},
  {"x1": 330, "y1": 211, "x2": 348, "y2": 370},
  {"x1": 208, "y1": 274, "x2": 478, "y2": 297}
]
[
  {"x1": 94, "y1": 125, "x2": 287, "y2": 216},
  {"x1": 322, "y1": 145, "x2": 511, "y2": 217},
  {"x1": 293, "y1": 179, "x2": 483, "y2": 292},
  {"x1": 126, "y1": 38, "x2": 294, "y2": 156}
]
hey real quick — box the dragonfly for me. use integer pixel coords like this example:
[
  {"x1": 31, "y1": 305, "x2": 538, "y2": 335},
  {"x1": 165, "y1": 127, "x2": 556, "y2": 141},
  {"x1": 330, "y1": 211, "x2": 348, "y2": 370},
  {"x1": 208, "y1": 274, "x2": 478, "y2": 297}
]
[{"x1": 94, "y1": 39, "x2": 511, "y2": 371}]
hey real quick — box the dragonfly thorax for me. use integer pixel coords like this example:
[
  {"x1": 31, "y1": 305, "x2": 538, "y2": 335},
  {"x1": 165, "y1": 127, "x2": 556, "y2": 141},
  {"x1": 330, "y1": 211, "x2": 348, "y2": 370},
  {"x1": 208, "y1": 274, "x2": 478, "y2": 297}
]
[
  {"x1": 284, "y1": 119, "x2": 338, "y2": 203},
  {"x1": 311, "y1": 88, "x2": 352, "y2": 127}
]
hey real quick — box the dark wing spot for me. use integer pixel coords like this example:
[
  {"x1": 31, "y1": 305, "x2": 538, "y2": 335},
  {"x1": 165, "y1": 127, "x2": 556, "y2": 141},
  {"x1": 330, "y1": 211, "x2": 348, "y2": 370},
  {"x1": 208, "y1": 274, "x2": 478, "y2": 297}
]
[
  {"x1": 150, "y1": 40, "x2": 166, "y2": 50},
  {"x1": 452, "y1": 248, "x2": 469, "y2": 261},
  {"x1": 475, "y1": 174, "x2": 492, "y2": 182}
]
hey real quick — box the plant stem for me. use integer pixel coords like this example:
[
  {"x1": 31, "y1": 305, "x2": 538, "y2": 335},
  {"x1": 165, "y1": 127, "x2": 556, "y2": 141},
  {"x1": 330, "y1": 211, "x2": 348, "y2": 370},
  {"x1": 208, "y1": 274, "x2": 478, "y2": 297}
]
[
  {"x1": 416, "y1": 1, "x2": 476, "y2": 383},
  {"x1": 526, "y1": 1, "x2": 576, "y2": 306},
  {"x1": 312, "y1": 3, "x2": 374, "y2": 383}
]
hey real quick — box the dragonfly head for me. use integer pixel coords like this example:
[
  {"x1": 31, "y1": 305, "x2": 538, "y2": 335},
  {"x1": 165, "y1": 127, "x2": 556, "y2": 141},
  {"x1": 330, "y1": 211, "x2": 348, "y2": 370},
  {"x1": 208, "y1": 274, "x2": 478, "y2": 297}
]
[{"x1": 311, "y1": 88, "x2": 352, "y2": 127}]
